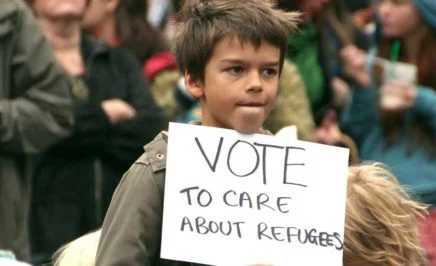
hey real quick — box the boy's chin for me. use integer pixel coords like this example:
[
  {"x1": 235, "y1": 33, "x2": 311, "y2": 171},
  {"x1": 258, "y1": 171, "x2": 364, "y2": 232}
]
[{"x1": 233, "y1": 124, "x2": 262, "y2": 135}]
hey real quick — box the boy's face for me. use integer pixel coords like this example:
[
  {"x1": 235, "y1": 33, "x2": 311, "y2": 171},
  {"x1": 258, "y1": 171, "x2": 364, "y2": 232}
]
[{"x1": 186, "y1": 37, "x2": 280, "y2": 134}]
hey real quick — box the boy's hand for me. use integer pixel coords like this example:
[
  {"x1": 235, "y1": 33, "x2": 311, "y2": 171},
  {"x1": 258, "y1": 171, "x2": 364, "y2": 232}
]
[
  {"x1": 101, "y1": 99, "x2": 136, "y2": 124},
  {"x1": 340, "y1": 45, "x2": 371, "y2": 88}
]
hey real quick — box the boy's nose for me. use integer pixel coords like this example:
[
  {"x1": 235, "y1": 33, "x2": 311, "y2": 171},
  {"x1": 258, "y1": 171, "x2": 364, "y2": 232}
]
[{"x1": 246, "y1": 71, "x2": 263, "y2": 92}]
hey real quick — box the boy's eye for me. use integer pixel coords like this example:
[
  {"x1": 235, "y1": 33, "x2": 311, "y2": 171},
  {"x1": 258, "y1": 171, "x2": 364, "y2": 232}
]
[
  {"x1": 227, "y1": 66, "x2": 244, "y2": 75},
  {"x1": 262, "y1": 68, "x2": 278, "y2": 77}
]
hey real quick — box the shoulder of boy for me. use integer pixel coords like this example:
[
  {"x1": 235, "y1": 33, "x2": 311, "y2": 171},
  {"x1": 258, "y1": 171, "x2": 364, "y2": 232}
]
[{"x1": 136, "y1": 132, "x2": 168, "y2": 173}]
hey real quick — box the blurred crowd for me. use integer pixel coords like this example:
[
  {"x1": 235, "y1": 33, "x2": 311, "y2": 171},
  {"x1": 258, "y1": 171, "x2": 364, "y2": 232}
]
[{"x1": 0, "y1": 0, "x2": 435, "y2": 265}]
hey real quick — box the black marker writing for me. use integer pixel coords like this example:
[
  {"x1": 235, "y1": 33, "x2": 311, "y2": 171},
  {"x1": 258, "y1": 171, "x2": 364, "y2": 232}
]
[
  {"x1": 195, "y1": 137, "x2": 223, "y2": 172},
  {"x1": 180, "y1": 186, "x2": 213, "y2": 207},
  {"x1": 257, "y1": 222, "x2": 343, "y2": 250},
  {"x1": 227, "y1": 140, "x2": 260, "y2": 177},
  {"x1": 180, "y1": 216, "x2": 245, "y2": 238}
]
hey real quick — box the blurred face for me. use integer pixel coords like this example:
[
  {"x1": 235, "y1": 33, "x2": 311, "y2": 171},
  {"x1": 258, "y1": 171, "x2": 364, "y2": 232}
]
[
  {"x1": 82, "y1": 0, "x2": 109, "y2": 31},
  {"x1": 300, "y1": 0, "x2": 330, "y2": 20},
  {"x1": 186, "y1": 37, "x2": 280, "y2": 134},
  {"x1": 377, "y1": 0, "x2": 423, "y2": 38},
  {"x1": 32, "y1": 0, "x2": 87, "y2": 19}
]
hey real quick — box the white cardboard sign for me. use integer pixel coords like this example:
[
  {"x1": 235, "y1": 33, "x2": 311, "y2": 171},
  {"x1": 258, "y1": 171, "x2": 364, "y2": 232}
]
[{"x1": 161, "y1": 123, "x2": 349, "y2": 266}]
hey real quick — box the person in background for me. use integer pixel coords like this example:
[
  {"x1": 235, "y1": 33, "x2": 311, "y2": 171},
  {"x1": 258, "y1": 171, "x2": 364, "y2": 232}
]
[
  {"x1": 82, "y1": 0, "x2": 196, "y2": 121},
  {"x1": 340, "y1": 0, "x2": 436, "y2": 262},
  {"x1": 278, "y1": 0, "x2": 335, "y2": 123},
  {"x1": 83, "y1": 0, "x2": 168, "y2": 65},
  {"x1": 275, "y1": 0, "x2": 366, "y2": 145},
  {"x1": 0, "y1": 0, "x2": 73, "y2": 261},
  {"x1": 26, "y1": 0, "x2": 167, "y2": 264}
]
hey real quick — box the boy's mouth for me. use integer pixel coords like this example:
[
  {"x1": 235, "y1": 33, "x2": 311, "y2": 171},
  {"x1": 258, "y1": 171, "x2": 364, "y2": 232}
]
[{"x1": 236, "y1": 101, "x2": 265, "y2": 107}]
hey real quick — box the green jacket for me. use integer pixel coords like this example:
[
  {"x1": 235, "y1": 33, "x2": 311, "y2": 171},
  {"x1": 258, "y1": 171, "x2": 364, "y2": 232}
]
[
  {"x1": 97, "y1": 133, "x2": 204, "y2": 266},
  {"x1": 0, "y1": 0, "x2": 73, "y2": 260}
]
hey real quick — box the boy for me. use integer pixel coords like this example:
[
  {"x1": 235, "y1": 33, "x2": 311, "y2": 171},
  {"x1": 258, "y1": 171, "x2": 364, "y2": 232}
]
[{"x1": 96, "y1": 0, "x2": 299, "y2": 265}]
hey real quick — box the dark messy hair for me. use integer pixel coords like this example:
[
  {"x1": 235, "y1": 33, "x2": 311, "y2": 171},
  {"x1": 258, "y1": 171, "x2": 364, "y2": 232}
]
[
  {"x1": 115, "y1": 0, "x2": 168, "y2": 62},
  {"x1": 174, "y1": 0, "x2": 300, "y2": 82}
]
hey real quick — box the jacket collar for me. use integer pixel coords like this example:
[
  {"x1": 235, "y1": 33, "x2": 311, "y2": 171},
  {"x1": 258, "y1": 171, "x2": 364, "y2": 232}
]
[{"x1": 80, "y1": 33, "x2": 110, "y2": 61}]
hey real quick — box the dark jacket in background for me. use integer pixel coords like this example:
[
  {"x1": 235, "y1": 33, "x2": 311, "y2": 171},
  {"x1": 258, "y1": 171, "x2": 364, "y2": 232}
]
[
  {"x1": 0, "y1": 0, "x2": 73, "y2": 261},
  {"x1": 30, "y1": 35, "x2": 167, "y2": 264}
]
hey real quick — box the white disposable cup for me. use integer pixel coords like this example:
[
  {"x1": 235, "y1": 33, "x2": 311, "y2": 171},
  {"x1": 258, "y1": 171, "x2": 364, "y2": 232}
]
[{"x1": 380, "y1": 61, "x2": 417, "y2": 109}]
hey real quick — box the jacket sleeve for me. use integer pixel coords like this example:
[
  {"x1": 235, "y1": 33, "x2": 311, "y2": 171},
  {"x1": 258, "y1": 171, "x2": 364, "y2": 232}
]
[
  {"x1": 340, "y1": 47, "x2": 379, "y2": 148},
  {"x1": 50, "y1": 100, "x2": 111, "y2": 155},
  {"x1": 264, "y1": 60, "x2": 315, "y2": 141},
  {"x1": 340, "y1": 85, "x2": 379, "y2": 148},
  {"x1": 106, "y1": 55, "x2": 167, "y2": 165},
  {"x1": 412, "y1": 86, "x2": 436, "y2": 132},
  {"x1": 0, "y1": 2, "x2": 73, "y2": 154},
  {"x1": 73, "y1": 99, "x2": 111, "y2": 136},
  {"x1": 96, "y1": 156, "x2": 163, "y2": 266}
]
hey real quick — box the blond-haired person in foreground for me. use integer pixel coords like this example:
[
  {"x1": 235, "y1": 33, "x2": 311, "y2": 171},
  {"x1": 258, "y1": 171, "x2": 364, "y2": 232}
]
[
  {"x1": 53, "y1": 230, "x2": 101, "y2": 266},
  {"x1": 344, "y1": 163, "x2": 428, "y2": 266},
  {"x1": 53, "y1": 163, "x2": 427, "y2": 266}
]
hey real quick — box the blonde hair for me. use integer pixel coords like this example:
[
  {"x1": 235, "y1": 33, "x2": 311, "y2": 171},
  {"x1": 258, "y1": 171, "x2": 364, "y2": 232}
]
[
  {"x1": 53, "y1": 230, "x2": 101, "y2": 266},
  {"x1": 344, "y1": 163, "x2": 428, "y2": 266}
]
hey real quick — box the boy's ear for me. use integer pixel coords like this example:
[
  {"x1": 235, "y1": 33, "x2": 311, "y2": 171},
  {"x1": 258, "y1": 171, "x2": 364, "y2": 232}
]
[{"x1": 184, "y1": 72, "x2": 204, "y2": 98}]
